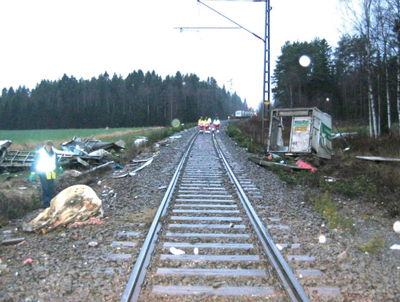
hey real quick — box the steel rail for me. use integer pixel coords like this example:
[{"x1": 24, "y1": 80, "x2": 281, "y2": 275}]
[
  {"x1": 212, "y1": 134, "x2": 310, "y2": 302},
  {"x1": 120, "y1": 132, "x2": 199, "y2": 302}
]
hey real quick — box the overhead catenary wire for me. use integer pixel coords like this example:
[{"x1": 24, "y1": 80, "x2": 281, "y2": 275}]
[{"x1": 196, "y1": 0, "x2": 265, "y2": 42}]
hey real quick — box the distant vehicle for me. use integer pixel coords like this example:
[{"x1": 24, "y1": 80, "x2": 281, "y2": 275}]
[{"x1": 235, "y1": 110, "x2": 254, "y2": 119}]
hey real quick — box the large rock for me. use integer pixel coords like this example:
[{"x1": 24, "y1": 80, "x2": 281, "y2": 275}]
[{"x1": 23, "y1": 185, "x2": 102, "y2": 233}]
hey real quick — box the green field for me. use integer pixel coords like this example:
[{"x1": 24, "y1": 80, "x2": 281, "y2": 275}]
[{"x1": 1, "y1": 127, "x2": 156, "y2": 150}]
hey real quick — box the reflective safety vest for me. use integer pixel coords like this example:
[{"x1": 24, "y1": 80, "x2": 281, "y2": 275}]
[{"x1": 36, "y1": 148, "x2": 57, "y2": 179}]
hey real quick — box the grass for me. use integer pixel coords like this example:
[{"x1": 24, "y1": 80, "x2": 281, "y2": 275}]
[
  {"x1": 2, "y1": 127, "x2": 158, "y2": 150},
  {"x1": 355, "y1": 236, "x2": 385, "y2": 254},
  {"x1": 231, "y1": 118, "x2": 400, "y2": 218},
  {"x1": 226, "y1": 121, "x2": 264, "y2": 154},
  {"x1": 312, "y1": 191, "x2": 355, "y2": 231},
  {"x1": 0, "y1": 123, "x2": 195, "y2": 223}
]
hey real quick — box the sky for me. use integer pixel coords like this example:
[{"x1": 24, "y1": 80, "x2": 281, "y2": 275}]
[{"x1": 0, "y1": 0, "x2": 344, "y2": 109}]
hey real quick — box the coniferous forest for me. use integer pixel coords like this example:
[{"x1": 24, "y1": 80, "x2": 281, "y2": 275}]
[
  {"x1": 0, "y1": 70, "x2": 247, "y2": 130},
  {"x1": 273, "y1": 0, "x2": 400, "y2": 137}
]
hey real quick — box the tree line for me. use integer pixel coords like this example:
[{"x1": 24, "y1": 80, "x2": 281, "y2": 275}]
[
  {"x1": 273, "y1": 0, "x2": 400, "y2": 136},
  {"x1": 0, "y1": 70, "x2": 247, "y2": 130}
]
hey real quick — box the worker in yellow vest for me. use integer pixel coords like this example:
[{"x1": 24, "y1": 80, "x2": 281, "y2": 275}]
[
  {"x1": 198, "y1": 116, "x2": 205, "y2": 133},
  {"x1": 213, "y1": 117, "x2": 220, "y2": 133},
  {"x1": 29, "y1": 140, "x2": 64, "y2": 208}
]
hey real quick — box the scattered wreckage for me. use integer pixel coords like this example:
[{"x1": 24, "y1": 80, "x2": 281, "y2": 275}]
[{"x1": 0, "y1": 136, "x2": 125, "y2": 171}]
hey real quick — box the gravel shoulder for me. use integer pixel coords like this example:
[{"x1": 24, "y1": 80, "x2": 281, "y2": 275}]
[{"x1": 1, "y1": 126, "x2": 399, "y2": 302}]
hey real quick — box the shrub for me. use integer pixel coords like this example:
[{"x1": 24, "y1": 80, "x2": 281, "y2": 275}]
[
  {"x1": 355, "y1": 236, "x2": 385, "y2": 254},
  {"x1": 313, "y1": 191, "x2": 355, "y2": 231}
]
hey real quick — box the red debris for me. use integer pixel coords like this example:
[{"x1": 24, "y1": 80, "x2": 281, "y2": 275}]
[
  {"x1": 296, "y1": 159, "x2": 317, "y2": 173},
  {"x1": 67, "y1": 217, "x2": 104, "y2": 229}
]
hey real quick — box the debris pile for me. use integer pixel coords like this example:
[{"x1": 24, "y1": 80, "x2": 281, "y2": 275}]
[
  {"x1": 0, "y1": 136, "x2": 125, "y2": 172},
  {"x1": 22, "y1": 185, "x2": 103, "y2": 233}
]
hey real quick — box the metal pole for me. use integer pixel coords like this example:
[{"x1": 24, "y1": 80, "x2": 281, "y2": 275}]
[
  {"x1": 267, "y1": 0, "x2": 271, "y2": 127},
  {"x1": 261, "y1": 0, "x2": 270, "y2": 146}
]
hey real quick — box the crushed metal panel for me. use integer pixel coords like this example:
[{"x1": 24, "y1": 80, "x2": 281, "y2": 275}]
[
  {"x1": 61, "y1": 136, "x2": 125, "y2": 153},
  {"x1": 268, "y1": 107, "x2": 332, "y2": 159},
  {"x1": 290, "y1": 116, "x2": 312, "y2": 153}
]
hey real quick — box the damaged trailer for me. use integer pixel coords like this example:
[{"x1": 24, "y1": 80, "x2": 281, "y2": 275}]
[{"x1": 267, "y1": 107, "x2": 333, "y2": 159}]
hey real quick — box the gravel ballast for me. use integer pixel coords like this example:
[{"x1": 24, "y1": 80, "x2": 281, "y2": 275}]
[{"x1": 1, "y1": 126, "x2": 399, "y2": 302}]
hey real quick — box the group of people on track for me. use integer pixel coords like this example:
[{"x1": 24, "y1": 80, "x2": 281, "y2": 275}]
[{"x1": 198, "y1": 116, "x2": 220, "y2": 134}]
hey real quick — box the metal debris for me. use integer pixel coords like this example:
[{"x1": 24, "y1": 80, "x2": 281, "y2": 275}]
[
  {"x1": 0, "y1": 137, "x2": 122, "y2": 171},
  {"x1": 356, "y1": 156, "x2": 400, "y2": 162},
  {"x1": 134, "y1": 137, "x2": 148, "y2": 147},
  {"x1": 169, "y1": 247, "x2": 185, "y2": 255},
  {"x1": 61, "y1": 136, "x2": 125, "y2": 153},
  {"x1": 1, "y1": 238, "x2": 26, "y2": 245}
]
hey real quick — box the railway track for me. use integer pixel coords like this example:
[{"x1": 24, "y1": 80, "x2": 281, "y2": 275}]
[{"x1": 120, "y1": 131, "x2": 311, "y2": 302}]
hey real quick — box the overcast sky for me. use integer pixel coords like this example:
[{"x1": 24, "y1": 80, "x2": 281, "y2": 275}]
[{"x1": 0, "y1": 0, "x2": 343, "y2": 109}]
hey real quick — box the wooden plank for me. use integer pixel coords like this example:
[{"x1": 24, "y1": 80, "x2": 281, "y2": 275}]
[
  {"x1": 184, "y1": 173, "x2": 222, "y2": 176},
  {"x1": 163, "y1": 242, "x2": 253, "y2": 249},
  {"x1": 180, "y1": 180, "x2": 222, "y2": 183},
  {"x1": 287, "y1": 255, "x2": 315, "y2": 262},
  {"x1": 157, "y1": 268, "x2": 266, "y2": 276},
  {"x1": 168, "y1": 223, "x2": 245, "y2": 229},
  {"x1": 182, "y1": 175, "x2": 221, "y2": 178},
  {"x1": 152, "y1": 285, "x2": 275, "y2": 296},
  {"x1": 268, "y1": 218, "x2": 281, "y2": 222},
  {"x1": 178, "y1": 190, "x2": 228, "y2": 194},
  {"x1": 117, "y1": 231, "x2": 140, "y2": 237},
  {"x1": 297, "y1": 269, "x2": 324, "y2": 277},
  {"x1": 276, "y1": 243, "x2": 301, "y2": 249},
  {"x1": 180, "y1": 182, "x2": 222, "y2": 186},
  {"x1": 307, "y1": 287, "x2": 341, "y2": 296},
  {"x1": 170, "y1": 216, "x2": 242, "y2": 222},
  {"x1": 166, "y1": 232, "x2": 250, "y2": 238},
  {"x1": 267, "y1": 225, "x2": 290, "y2": 230},
  {"x1": 178, "y1": 194, "x2": 232, "y2": 198},
  {"x1": 107, "y1": 254, "x2": 132, "y2": 260},
  {"x1": 179, "y1": 187, "x2": 225, "y2": 190},
  {"x1": 174, "y1": 204, "x2": 237, "y2": 208},
  {"x1": 176, "y1": 199, "x2": 234, "y2": 203},
  {"x1": 160, "y1": 254, "x2": 259, "y2": 261},
  {"x1": 173, "y1": 209, "x2": 239, "y2": 214},
  {"x1": 111, "y1": 241, "x2": 136, "y2": 247}
]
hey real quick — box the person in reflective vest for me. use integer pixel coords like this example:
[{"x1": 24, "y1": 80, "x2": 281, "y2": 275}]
[
  {"x1": 198, "y1": 116, "x2": 204, "y2": 133},
  {"x1": 29, "y1": 140, "x2": 64, "y2": 208},
  {"x1": 213, "y1": 117, "x2": 220, "y2": 133},
  {"x1": 205, "y1": 117, "x2": 211, "y2": 133}
]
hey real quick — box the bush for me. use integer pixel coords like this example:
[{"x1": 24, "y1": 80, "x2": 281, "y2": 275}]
[
  {"x1": 355, "y1": 236, "x2": 385, "y2": 254},
  {"x1": 313, "y1": 191, "x2": 355, "y2": 231},
  {"x1": 227, "y1": 121, "x2": 264, "y2": 153}
]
